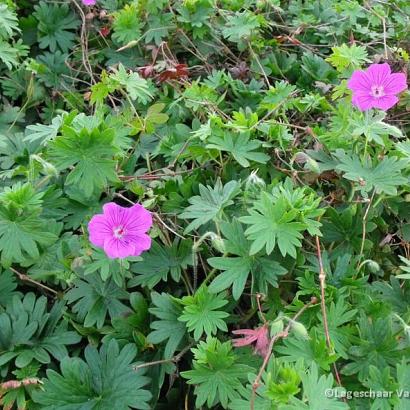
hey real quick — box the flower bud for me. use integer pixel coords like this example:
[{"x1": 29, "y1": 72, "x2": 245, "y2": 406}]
[{"x1": 209, "y1": 232, "x2": 225, "y2": 253}]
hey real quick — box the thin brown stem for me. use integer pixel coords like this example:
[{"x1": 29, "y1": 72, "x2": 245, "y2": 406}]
[
  {"x1": 9, "y1": 267, "x2": 58, "y2": 296},
  {"x1": 315, "y1": 236, "x2": 343, "y2": 388},
  {"x1": 358, "y1": 191, "x2": 376, "y2": 266},
  {"x1": 250, "y1": 297, "x2": 318, "y2": 410},
  {"x1": 133, "y1": 343, "x2": 193, "y2": 371}
]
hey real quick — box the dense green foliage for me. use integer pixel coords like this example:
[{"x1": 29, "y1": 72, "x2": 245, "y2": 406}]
[{"x1": 0, "y1": 0, "x2": 410, "y2": 409}]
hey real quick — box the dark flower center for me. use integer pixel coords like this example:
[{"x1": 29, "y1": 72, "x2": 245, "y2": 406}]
[{"x1": 371, "y1": 85, "x2": 385, "y2": 98}]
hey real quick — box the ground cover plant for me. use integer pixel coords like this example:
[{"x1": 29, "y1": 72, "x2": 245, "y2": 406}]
[{"x1": 0, "y1": 0, "x2": 410, "y2": 409}]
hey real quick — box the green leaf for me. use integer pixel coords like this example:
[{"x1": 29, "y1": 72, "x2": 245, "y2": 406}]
[
  {"x1": 208, "y1": 220, "x2": 286, "y2": 299},
  {"x1": 32, "y1": 340, "x2": 152, "y2": 409},
  {"x1": 179, "y1": 179, "x2": 240, "y2": 233},
  {"x1": 48, "y1": 124, "x2": 120, "y2": 197},
  {"x1": 0, "y1": 183, "x2": 57, "y2": 265},
  {"x1": 222, "y1": 11, "x2": 261, "y2": 43},
  {"x1": 129, "y1": 239, "x2": 192, "y2": 288},
  {"x1": 0, "y1": 39, "x2": 22, "y2": 69},
  {"x1": 336, "y1": 151, "x2": 407, "y2": 195},
  {"x1": 0, "y1": 268, "x2": 19, "y2": 306},
  {"x1": 112, "y1": 4, "x2": 142, "y2": 45},
  {"x1": 341, "y1": 313, "x2": 407, "y2": 380},
  {"x1": 145, "y1": 13, "x2": 173, "y2": 45},
  {"x1": 397, "y1": 256, "x2": 410, "y2": 280},
  {"x1": 396, "y1": 359, "x2": 410, "y2": 410},
  {"x1": 207, "y1": 132, "x2": 269, "y2": 167},
  {"x1": 282, "y1": 362, "x2": 348, "y2": 410},
  {"x1": 65, "y1": 273, "x2": 131, "y2": 328},
  {"x1": 178, "y1": 286, "x2": 229, "y2": 340},
  {"x1": 33, "y1": 1, "x2": 79, "y2": 52},
  {"x1": 352, "y1": 111, "x2": 403, "y2": 145},
  {"x1": 0, "y1": 293, "x2": 80, "y2": 368},
  {"x1": 0, "y1": 4, "x2": 20, "y2": 39},
  {"x1": 110, "y1": 64, "x2": 153, "y2": 104},
  {"x1": 24, "y1": 114, "x2": 64, "y2": 145},
  {"x1": 315, "y1": 297, "x2": 357, "y2": 358},
  {"x1": 239, "y1": 192, "x2": 306, "y2": 257},
  {"x1": 261, "y1": 81, "x2": 297, "y2": 110},
  {"x1": 275, "y1": 333, "x2": 338, "y2": 371},
  {"x1": 326, "y1": 44, "x2": 369, "y2": 72},
  {"x1": 147, "y1": 292, "x2": 187, "y2": 359},
  {"x1": 181, "y1": 337, "x2": 252, "y2": 408}
]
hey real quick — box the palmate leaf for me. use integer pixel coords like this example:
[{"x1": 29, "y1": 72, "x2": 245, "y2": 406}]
[
  {"x1": 110, "y1": 64, "x2": 153, "y2": 104},
  {"x1": 0, "y1": 293, "x2": 81, "y2": 369},
  {"x1": 336, "y1": 151, "x2": 407, "y2": 195},
  {"x1": 65, "y1": 273, "x2": 131, "y2": 328},
  {"x1": 0, "y1": 268, "x2": 19, "y2": 306},
  {"x1": 372, "y1": 277, "x2": 410, "y2": 316},
  {"x1": 342, "y1": 314, "x2": 408, "y2": 380},
  {"x1": 396, "y1": 359, "x2": 410, "y2": 410},
  {"x1": 129, "y1": 239, "x2": 192, "y2": 288},
  {"x1": 48, "y1": 124, "x2": 120, "y2": 197},
  {"x1": 352, "y1": 111, "x2": 403, "y2": 145},
  {"x1": 208, "y1": 219, "x2": 286, "y2": 299},
  {"x1": 181, "y1": 337, "x2": 252, "y2": 409},
  {"x1": 112, "y1": 4, "x2": 142, "y2": 45},
  {"x1": 0, "y1": 205, "x2": 57, "y2": 266},
  {"x1": 222, "y1": 11, "x2": 261, "y2": 42},
  {"x1": 24, "y1": 114, "x2": 64, "y2": 145},
  {"x1": 239, "y1": 192, "x2": 306, "y2": 258},
  {"x1": 315, "y1": 297, "x2": 357, "y2": 359},
  {"x1": 84, "y1": 247, "x2": 141, "y2": 287},
  {"x1": 282, "y1": 363, "x2": 348, "y2": 410},
  {"x1": 32, "y1": 340, "x2": 152, "y2": 410},
  {"x1": 275, "y1": 333, "x2": 338, "y2": 372},
  {"x1": 320, "y1": 205, "x2": 376, "y2": 257},
  {"x1": 33, "y1": 1, "x2": 79, "y2": 52},
  {"x1": 206, "y1": 132, "x2": 269, "y2": 167},
  {"x1": 147, "y1": 292, "x2": 187, "y2": 359},
  {"x1": 0, "y1": 4, "x2": 20, "y2": 39},
  {"x1": 178, "y1": 287, "x2": 229, "y2": 340},
  {"x1": 326, "y1": 43, "x2": 369, "y2": 71},
  {"x1": 0, "y1": 39, "x2": 22, "y2": 69},
  {"x1": 179, "y1": 179, "x2": 240, "y2": 233}
]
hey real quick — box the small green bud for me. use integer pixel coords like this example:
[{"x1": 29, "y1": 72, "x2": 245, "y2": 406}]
[
  {"x1": 291, "y1": 321, "x2": 309, "y2": 339},
  {"x1": 270, "y1": 319, "x2": 284, "y2": 337},
  {"x1": 209, "y1": 232, "x2": 225, "y2": 253},
  {"x1": 366, "y1": 260, "x2": 380, "y2": 274}
]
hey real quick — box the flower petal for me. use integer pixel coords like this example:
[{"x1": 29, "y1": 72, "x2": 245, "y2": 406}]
[
  {"x1": 124, "y1": 204, "x2": 153, "y2": 233},
  {"x1": 130, "y1": 234, "x2": 152, "y2": 256},
  {"x1": 372, "y1": 95, "x2": 399, "y2": 111},
  {"x1": 88, "y1": 214, "x2": 112, "y2": 247},
  {"x1": 383, "y1": 73, "x2": 408, "y2": 95},
  {"x1": 366, "y1": 63, "x2": 391, "y2": 86},
  {"x1": 347, "y1": 70, "x2": 371, "y2": 93},
  {"x1": 103, "y1": 202, "x2": 128, "y2": 228},
  {"x1": 103, "y1": 237, "x2": 135, "y2": 259},
  {"x1": 352, "y1": 94, "x2": 376, "y2": 111}
]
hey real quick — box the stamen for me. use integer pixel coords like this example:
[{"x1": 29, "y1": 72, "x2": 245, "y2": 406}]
[{"x1": 113, "y1": 226, "x2": 125, "y2": 239}]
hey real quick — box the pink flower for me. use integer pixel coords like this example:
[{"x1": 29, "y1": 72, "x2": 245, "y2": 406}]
[
  {"x1": 82, "y1": 0, "x2": 96, "y2": 5},
  {"x1": 88, "y1": 202, "x2": 152, "y2": 259},
  {"x1": 232, "y1": 324, "x2": 270, "y2": 357},
  {"x1": 347, "y1": 63, "x2": 407, "y2": 111}
]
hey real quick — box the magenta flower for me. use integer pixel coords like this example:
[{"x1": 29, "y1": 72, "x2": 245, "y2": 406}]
[
  {"x1": 88, "y1": 202, "x2": 152, "y2": 259},
  {"x1": 347, "y1": 63, "x2": 407, "y2": 111},
  {"x1": 82, "y1": 0, "x2": 96, "y2": 5},
  {"x1": 232, "y1": 324, "x2": 270, "y2": 357}
]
